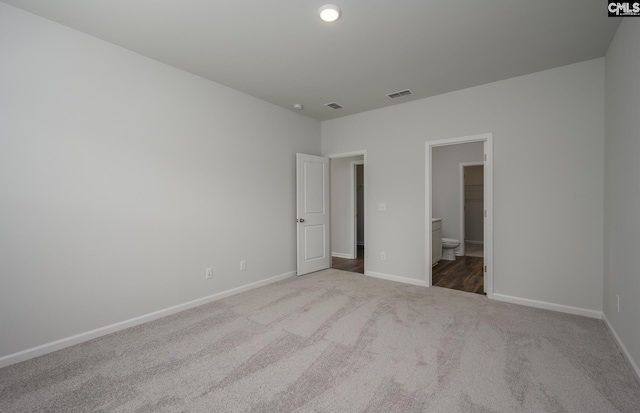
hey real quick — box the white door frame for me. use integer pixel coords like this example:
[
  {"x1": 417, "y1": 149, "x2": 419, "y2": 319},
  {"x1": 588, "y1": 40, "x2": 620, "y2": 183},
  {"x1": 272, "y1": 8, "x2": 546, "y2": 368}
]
[
  {"x1": 327, "y1": 150, "x2": 367, "y2": 269},
  {"x1": 459, "y1": 162, "x2": 484, "y2": 257},
  {"x1": 425, "y1": 134, "x2": 493, "y2": 298}
]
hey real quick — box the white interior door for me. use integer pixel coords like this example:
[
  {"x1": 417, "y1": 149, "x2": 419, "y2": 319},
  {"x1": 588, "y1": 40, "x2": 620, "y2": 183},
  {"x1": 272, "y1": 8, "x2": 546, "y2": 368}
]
[{"x1": 296, "y1": 153, "x2": 331, "y2": 275}]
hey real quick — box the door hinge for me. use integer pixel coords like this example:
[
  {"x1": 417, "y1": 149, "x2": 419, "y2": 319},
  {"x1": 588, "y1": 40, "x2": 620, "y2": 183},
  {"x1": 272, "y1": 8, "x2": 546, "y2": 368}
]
[
  {"x1": 484, "y1": 154, "x2": 487, "y2": 161},
  {"x1": 484, "y1": 265, "x2": 487, "y2": 272},
  {"x1": 484, "y1": 209, "x2": 487, "y2": 218}
]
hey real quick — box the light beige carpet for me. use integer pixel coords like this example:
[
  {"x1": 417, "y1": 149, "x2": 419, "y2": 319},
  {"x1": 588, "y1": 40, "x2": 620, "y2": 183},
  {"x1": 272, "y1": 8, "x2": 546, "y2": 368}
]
[{"x1": 1, "y1": 269, "x2": 639, "y2": 412}]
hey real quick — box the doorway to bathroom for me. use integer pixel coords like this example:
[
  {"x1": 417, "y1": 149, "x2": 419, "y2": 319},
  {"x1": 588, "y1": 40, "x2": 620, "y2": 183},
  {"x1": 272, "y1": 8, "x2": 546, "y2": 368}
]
[{"x1": 425, "y1": 134, "x2": 493, "y2": 297}]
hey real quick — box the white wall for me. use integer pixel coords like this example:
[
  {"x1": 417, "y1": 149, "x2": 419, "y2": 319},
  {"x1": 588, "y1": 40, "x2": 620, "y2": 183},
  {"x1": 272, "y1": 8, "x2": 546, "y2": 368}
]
[
  {"x1": 432, "y1": 142, "x2": 484, "y2": 252},
  {"x1": 604, "y1": 18, "x2": 640, "y2": 376},
  {"x1": 330, "y1": 156, "x2": 363, "y2": 257},
  {"x1": 0, "y1": 4, "x2": 320, "y2": 361},
  {"x1": 322, "y1": 58, "x2": 604, "y2": 314}
]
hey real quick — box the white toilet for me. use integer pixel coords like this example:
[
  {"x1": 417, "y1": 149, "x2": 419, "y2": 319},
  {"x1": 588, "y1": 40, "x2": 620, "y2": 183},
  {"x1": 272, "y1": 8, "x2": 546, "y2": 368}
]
[{"x1": 441, "y1": 238, "x2": 460, "y2": 261}]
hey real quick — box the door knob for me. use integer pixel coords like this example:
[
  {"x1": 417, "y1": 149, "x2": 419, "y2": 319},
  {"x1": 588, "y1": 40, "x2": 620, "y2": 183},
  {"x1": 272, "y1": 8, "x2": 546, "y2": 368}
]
[{"x1": 297, "y1": 218, "x2": 305, "y2": 223}]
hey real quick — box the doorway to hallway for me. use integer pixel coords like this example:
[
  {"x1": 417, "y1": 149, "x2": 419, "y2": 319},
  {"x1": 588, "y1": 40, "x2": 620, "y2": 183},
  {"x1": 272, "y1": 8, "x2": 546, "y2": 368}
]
[
  {"x1": 329, "y1": 153, "x2": 366, "y2": 274},
  {"x1": 332, "y1": 245, "x2": 364, "y2": 273}
]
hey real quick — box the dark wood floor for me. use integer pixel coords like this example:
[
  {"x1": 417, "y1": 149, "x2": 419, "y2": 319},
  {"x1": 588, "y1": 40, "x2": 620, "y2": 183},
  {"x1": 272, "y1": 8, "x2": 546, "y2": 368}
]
[
  {"x1": 432, "y1": 256, "x2": 485, "y2": 295},
  {"x1": 333, "y1": 247, "x2": 483, "y2": 294},
  {"x1": 332, "y1": 245, "x2": 364, "y2": 274}
]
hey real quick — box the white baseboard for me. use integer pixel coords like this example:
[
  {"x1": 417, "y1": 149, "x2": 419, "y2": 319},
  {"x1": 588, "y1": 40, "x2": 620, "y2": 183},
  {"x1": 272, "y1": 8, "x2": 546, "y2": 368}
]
[
  {"x1": 465, "y1": 240, "x2": 484, "y2": 245},
  {"x1": 357, "y1": 242, "x2": 365, "y2": 246},
  {"x1": 332, "y1": 252, "x2": 354, "y2": 259},
  {"x1": 0, "y1": 270, "x2": 296, "y2": 369},
  {"x1": 602, "y1": 313, "x2": 640, "y2": 383},
  {"x1": 365, "y1": 271, "x2": 427, "y2": 287},
  {"x1": 492, "y1": 293, "x2": 603, "y2": 319}
]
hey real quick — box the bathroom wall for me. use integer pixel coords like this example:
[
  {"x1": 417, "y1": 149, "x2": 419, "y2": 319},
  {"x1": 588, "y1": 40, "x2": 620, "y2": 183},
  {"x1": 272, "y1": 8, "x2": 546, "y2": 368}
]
[
  {"x1": 464, "y1": 165, "x2": 484, "y2": 243},
  {"x1": 432, "y1": 142, "x2": 484, "y2": 254}
]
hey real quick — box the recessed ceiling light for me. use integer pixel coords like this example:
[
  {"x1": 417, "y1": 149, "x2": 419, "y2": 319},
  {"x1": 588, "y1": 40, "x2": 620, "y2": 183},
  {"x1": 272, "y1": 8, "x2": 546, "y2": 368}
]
[{"x1": 318, "y1": 4, "x2": 341, "y2": 22}]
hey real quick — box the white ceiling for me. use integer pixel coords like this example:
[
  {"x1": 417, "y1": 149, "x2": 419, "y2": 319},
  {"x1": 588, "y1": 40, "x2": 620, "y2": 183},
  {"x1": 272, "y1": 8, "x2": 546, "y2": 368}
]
[{"x1": 1, "y1": 0, "x2": 620, "y2": 121}]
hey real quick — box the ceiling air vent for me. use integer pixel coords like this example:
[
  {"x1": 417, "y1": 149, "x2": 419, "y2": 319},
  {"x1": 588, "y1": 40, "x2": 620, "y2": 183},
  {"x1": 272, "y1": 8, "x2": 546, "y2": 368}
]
[
  {"x1": 386, "y1": 89, "x2": 413, "y2": 99},
  {"x1": 325, "y1": 102, "x2": 343, "y2": 109}
]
